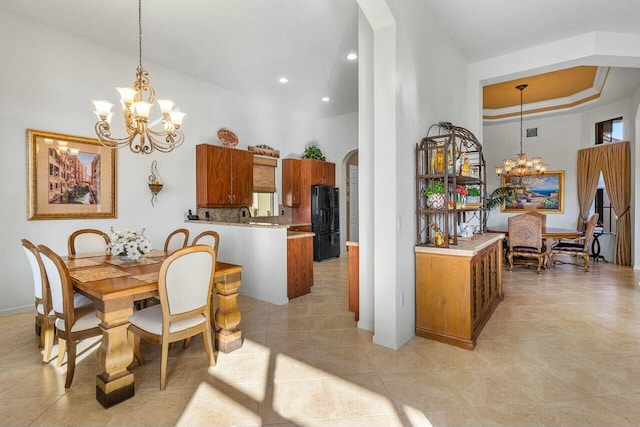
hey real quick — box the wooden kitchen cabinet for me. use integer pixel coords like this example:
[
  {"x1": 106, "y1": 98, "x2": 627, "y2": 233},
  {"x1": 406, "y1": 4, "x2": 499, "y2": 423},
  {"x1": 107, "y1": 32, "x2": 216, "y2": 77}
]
[
  {"x1": 283, "y1": 158, "x2": 336, "y2": 222},
  {"x1": 282, "y1": 158, "x2": 301, "y2": 207},
  {"x1": 415, "y1": 234, "x2": 503, "y2": 350},
  {"x1": 287, "y1": 234, "x2": 313, "y2": 299},
  {"x1": 196, "y1": 144, "x2": 253, "y2": 207}
]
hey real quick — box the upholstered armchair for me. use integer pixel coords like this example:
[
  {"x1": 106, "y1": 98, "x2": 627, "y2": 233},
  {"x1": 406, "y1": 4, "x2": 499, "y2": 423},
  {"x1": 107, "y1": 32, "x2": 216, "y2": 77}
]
[
  {"x1": 507, "y1": 213, "x2": 546, "y2": 274},
  {"x1": 550, "y1": 213, "x2": 599, "y2": 272}
]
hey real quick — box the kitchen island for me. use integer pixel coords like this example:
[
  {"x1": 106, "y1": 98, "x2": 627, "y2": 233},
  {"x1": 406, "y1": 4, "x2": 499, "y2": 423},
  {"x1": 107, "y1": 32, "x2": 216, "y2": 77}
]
[{"x1": 186, "y1": 220, "x2": 313, "y2": 305}]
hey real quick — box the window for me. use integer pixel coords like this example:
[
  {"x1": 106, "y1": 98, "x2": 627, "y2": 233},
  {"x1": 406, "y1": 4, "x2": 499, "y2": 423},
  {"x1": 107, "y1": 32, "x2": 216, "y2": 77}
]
[
  {"x1": 594, "y1": 117, "x2": 623, "y2": 233},
  {"x1": 251, "y1": 193, "x2": 275, "y2": 217}
]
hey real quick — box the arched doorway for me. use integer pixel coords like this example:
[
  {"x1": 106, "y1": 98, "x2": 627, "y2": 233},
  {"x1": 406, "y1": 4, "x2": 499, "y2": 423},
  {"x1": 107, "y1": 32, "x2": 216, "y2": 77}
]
[{"x1": 345, "y1": 150, "x2": 359, "y2": 242}]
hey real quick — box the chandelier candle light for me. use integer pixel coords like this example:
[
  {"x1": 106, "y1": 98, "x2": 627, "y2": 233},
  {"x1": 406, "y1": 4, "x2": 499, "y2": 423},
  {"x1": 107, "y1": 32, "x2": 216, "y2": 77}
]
[
  {"x1": 92, "y1": 0, "x2": 185, "y2": 154},
  {"x1": 494, "y1": 84, "x2": 547, "y2": 178}
]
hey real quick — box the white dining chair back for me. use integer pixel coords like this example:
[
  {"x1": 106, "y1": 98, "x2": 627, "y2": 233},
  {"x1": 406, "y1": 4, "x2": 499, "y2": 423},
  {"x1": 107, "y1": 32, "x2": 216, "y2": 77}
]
[
  {"x1": 128, "y1": 245, "x2": 217, "y2": 390},
  {"x1": 68, "y1": 229, "x2": 110, "y2": 255},
  {"x1": 191, "y1": 231, "x2": 220, "y2": 254},
  {"x1": 164, "y1": 228, "x2": 190, "y2": 252}
]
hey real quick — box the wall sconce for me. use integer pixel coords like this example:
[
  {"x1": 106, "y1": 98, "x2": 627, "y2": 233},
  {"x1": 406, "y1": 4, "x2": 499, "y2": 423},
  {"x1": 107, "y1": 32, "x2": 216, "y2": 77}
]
[{"x1": 148, "y1": 160, "x2": 163, "y2": 207}]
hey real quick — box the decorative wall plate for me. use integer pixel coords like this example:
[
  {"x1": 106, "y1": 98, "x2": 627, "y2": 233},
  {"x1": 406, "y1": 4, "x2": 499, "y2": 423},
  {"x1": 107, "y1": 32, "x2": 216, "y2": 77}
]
[{"x1": 218, "y1": 128, "x2": 238, "y2": 147}]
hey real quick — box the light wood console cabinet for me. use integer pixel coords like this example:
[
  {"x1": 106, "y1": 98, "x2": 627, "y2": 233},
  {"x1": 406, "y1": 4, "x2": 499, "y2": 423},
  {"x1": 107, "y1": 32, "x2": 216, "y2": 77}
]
[
  {"x1": 415, "y1": 234, "x2": 504, "y2": 350},
  {"x1": 196, "y1": 144, "x2": 253, "y2": 207}
]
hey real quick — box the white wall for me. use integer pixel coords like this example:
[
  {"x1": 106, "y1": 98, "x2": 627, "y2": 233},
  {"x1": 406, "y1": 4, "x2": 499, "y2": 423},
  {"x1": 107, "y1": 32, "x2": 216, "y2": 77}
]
[
  {"x1": 356, "y1": 0, "x2": 469, "y2": 348},
  {"x1": 0, "y1": 11, "x2": 316, "y2": 313},
  {"x1": 469, "y1": 32, "x2": 640, "y2": 267},
  {"x1": 484, "y1": 113, "x2": 583, "y2": 229},
  {"x1": 389, "y1": 0, "x2": 469, "y2": 348},
  {"x1": 314, "y1": 112, "x2": 359, "y2": 253}
]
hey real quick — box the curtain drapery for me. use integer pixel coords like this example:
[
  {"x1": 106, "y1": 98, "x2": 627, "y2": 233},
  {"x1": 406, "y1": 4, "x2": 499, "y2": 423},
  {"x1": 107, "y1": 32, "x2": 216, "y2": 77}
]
[
  {"x1": 599, "y1": 142, "x2": 631, "y2": 266},
  {"x1": 576, "y1": 141, "x2": 631, "y2": 266},
  {"x1": 576, "y1": 148, "x2": 604, "y2": 231}
]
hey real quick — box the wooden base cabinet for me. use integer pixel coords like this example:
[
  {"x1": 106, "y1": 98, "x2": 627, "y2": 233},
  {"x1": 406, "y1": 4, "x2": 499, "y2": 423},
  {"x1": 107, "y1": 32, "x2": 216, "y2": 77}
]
[
  {"x1": 287, "y1": 235, "x2": 313, "y2": 299},
  {"x1": 415, "y1": 236, "x2": 503, "y2": 350}
]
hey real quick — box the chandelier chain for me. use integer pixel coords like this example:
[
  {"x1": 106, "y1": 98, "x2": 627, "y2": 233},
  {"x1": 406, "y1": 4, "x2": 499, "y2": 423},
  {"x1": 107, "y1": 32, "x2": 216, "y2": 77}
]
[{"x1": 91, "y1": 0, "x2": 185, "y2": 154}]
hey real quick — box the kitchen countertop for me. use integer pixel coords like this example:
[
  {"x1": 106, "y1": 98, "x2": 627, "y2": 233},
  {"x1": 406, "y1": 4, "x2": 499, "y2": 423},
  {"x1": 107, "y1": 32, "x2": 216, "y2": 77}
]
[
  {"x1": 185, "y1": 219, "x2": 311, "y2": 229},
  {"x1": 414, "y1": 233, "x2": 504, "y2": 257},
  {"x1": 287, "y1": 231, "x2": 314, "y2": 239}
]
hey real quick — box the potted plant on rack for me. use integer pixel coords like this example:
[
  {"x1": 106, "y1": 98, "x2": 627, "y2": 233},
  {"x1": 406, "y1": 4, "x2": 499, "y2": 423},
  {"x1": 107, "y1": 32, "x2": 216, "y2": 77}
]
[
  {"x1": 424, "y1": 180, "x2": 446, "y2": 209},
  {"x1": 466, "y1": 186, "x2": 481, "y2": 205}
]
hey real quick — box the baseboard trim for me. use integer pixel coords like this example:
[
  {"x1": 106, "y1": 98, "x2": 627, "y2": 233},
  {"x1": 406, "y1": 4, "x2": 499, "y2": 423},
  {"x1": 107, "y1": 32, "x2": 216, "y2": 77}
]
[{"x1": 0, "y1": 304, "x2": 33, "y2": 316}]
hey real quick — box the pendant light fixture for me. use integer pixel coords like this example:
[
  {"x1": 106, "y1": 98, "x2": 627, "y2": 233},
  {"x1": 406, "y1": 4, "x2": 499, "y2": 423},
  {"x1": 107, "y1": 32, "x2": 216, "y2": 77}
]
[
  {"x1": 494, "y1": 84, "x2": 547, "y2": 178},
  {"x1": 91, "y1": 0, "x2": 185, "y2": 154}
]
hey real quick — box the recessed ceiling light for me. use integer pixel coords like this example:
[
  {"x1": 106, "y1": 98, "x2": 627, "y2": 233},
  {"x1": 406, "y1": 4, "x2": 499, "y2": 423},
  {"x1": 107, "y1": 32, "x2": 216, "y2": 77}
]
[
  {"x1": 321, "y1": 97, "x2": 330, "y2": 102},
  {"x1": 279, "y1": 77, "x2": 288, "y2": 84},
  {"x1": 346, "y1": 52, "x2": 358, "y2": 61}
]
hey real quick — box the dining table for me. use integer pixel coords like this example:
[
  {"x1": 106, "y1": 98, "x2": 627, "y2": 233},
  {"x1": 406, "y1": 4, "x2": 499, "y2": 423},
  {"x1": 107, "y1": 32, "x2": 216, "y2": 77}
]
[
  {"x1": 487, "y1": 226, "x2": 582, "y2": 269},
  {"x1": 64, "y1": 249, "x2": 243, "y2": 408},
  {"x1": 487, "y1": 226, "x2": 582, "y2": 242}
]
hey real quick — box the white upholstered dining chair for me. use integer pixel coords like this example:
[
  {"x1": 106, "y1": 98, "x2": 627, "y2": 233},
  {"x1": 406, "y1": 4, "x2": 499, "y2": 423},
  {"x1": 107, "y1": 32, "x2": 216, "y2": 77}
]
[
  {"x1": 37, "y1": 245, "x2": 102, "y2": 388},
  {"x1": 191, "y1": 230, "x2": 220, "y2": 253},
  {"x1": 128, "y1": 245, "x2": 217, "y2": 390},
  {"x1": 163, "y1": 228, "x2": 190, "y2": 252},
  {"x1": 67, "y1": 229, "x2": 110, "y2": 256},
  {"x1": 21, "y1": 238, "x2": 55, "y2": 363}
]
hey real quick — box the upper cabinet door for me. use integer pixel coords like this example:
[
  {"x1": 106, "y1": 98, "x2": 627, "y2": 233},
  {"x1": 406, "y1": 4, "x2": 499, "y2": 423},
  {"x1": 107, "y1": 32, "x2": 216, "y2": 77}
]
[
  {"x1": 282, "y1": 158, "x2": 301, "y2": 207},
  {"x1": 197, "y1": 144, "x2": 231, "y2": 207},
  {"x1": 230, "y1": 149, "x2": 253, "y2": 206},
  {"x1": 196, "y1": 144, "x2": 253, "y2": 207}
]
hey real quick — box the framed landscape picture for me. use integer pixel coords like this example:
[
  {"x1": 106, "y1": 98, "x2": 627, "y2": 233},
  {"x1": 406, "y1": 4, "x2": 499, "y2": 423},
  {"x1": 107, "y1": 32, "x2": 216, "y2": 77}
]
[
  {"x1": 501, "y1": 170, "x2": 564, "y2": 213},
  {"x1": 27, "y1": 129, "x2": 117, "y2": 220}
]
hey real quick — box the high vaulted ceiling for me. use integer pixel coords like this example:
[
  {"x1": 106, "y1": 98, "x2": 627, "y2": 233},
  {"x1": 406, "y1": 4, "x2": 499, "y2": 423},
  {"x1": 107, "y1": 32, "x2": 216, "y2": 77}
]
[{"x1": 2, "y1": 1, "x2": 640, "y2": 120}]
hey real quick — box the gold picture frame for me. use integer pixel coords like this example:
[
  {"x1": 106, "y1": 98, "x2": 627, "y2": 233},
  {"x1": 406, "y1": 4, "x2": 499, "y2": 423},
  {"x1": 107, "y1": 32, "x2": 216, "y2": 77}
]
[
  {"x1": 27, "y1": 129, "x2": 117, "y2": 220},
  {"x1": 501, "y1": 170, "x2": 564, "y2": 213}
]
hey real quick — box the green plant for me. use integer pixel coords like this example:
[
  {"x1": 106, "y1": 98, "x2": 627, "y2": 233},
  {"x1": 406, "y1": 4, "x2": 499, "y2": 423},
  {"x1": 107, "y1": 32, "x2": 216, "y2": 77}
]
[
  {"x1": 424, "y1": 180, "x2": 445, "y2": 197},
  {"x1": 467, "y1": 186, "x2": 481, "y2": 197},
  {"x1": 302, "y1": 145, "x2": 326, "y2": 161},
  {"x1": 485, "y1": 186, "x2": 516, "y2": 211}
]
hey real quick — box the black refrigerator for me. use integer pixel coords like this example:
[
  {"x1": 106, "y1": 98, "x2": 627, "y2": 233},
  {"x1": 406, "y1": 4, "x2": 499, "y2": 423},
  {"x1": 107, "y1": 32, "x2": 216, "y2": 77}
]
[{"x1": 311, "y1": 185, "x2": 340, "y2": 261}]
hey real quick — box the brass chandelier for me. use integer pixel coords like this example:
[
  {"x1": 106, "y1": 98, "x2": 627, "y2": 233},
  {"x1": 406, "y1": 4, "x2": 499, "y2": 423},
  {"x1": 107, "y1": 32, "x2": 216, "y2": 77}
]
[
  {"x1": 92, "y1": 0, "x2": 185, "y2": 154},
  {"x1": 494, "y1": 84, "x2": 547, "y2": 178}
]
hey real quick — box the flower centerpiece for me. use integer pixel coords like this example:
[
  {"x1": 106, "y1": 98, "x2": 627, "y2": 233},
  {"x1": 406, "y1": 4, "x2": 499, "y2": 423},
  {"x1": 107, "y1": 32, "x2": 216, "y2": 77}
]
[{"x1": 107, "y1": 227, "x2": 152, "y2": 261}]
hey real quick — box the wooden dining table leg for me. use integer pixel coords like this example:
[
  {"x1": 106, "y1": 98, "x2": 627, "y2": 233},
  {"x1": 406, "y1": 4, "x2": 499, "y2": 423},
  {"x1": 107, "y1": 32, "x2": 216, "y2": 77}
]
[
  {"x1": 214, "y1": 269, "x2": 243, "y2": 353},
  {"x1": 94, "y1": 298, "x2": 135, "y2": 408}
]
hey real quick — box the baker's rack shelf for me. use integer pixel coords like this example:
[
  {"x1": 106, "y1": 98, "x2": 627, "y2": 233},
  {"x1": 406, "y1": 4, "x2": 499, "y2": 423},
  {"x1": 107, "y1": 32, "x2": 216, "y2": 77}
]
[{"x1": 416, "y1": 122, "x2": 487, "y2": 248}]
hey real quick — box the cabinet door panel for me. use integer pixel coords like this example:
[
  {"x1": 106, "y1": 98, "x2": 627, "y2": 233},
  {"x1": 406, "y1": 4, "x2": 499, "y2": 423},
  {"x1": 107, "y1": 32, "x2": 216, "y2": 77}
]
[
  {"x1": 231, "y1": 149, "x2": 254, "y2": 206},
  {"x1": 324, "y1": 162, "x2": 336, "y2": 186},
  {"x1": 197, "y1": 145, "x2": 231, "y2": 206},
  {"x1": 283, "y1": 159, "x2": 301, "y2": 207}
]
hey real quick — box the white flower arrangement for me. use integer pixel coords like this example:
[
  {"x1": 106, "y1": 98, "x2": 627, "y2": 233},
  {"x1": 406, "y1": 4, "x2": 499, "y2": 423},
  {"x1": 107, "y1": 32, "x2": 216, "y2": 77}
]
[{"x1": 106, "y1": 227, "x2": 152, "y2": 261}]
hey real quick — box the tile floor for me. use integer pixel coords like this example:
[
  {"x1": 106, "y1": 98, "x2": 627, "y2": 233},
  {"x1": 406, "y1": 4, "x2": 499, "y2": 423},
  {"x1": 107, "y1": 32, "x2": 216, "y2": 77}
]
[{"x1": 1, "y1": 256, "x2": 639, "y2": 426}]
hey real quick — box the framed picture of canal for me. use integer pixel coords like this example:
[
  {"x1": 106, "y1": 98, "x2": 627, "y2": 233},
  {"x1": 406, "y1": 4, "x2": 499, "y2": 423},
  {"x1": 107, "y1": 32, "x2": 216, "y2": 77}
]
[
  {"x1": 27, "y1": 129, "x2": 116, "y2": 220},
  {"x1": 501, "y1": 170, "x2": 564, "y2": 213}
]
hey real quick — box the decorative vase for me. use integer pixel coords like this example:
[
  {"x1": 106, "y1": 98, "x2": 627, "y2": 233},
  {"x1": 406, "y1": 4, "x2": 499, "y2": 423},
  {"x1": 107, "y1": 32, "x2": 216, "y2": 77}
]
[
  {"x1": 467, "y1": 195, "x2": 481, "y2": 205},
  {"x1": 456, "y1": 193, "x2": 466, "y2": 209},
  {"x1": 431, "y1": 148, "x2": 445, "y2": 173},
  {"x1": 433, "y1": 232, "x2": 446, "y2": 247},
  {"x1": 116, "y1": 254, "x2": 144, "y2": 263},
  {"x1": 427, "y1": 194, "x2": 445, "y2": 210}
]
